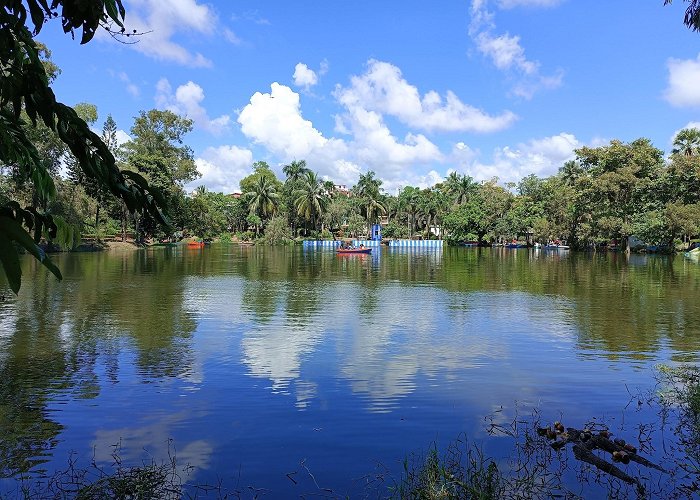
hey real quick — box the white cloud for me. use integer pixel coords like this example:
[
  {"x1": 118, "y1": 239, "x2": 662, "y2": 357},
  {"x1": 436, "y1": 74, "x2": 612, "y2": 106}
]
[
  {"x1": 497, "y1": 0, "x2": 562, "y2": 8},
  {"x1": 463, "y1": 132, "x2": 580, "y2": 183},
  {"x1": 335, "y1": 60, "x2": 517, "y2": 132},
  {"x1": 664, "y1": 55, "x2": 700, "y2": 107},
  {"x1": 223, "y1": 28, "x2": 243, "y2": 45},
  {"x1": 115, "y1": 130, "x2": 131, "y2": 146},
  {"x1": 118, "y1": 72, "x2": 140, "y2": 97},
  {"x1": 187, "y1": 145, "x2": 254, "y2": 194},
  {"x1": 155, "y1": 79, "x2": 230, "y2": 135},
  {"x1": 104, "y1": 0, "x2": 217, "y2": 67},
  {"x1": 469, "y1": 0, "x2": 563, "y2": 98},
  {"x1": 237, "y1": 82, "x2": 444, "y2": 188},
  {"x1": 235, "y1": 68, "x2": 571, "y2": 194},
  {"x1": 319, "y1": 59, "x2": 329, "y2": 76},
  {"x1": 292, "y1": 63, "x2": 318, "y2": 90},
  {"x1": 238, "y1": 82, "x2": 328, "y2": 158},
  {"x1": 341, "y1": 106, "x2": 442, "y2": 167}
]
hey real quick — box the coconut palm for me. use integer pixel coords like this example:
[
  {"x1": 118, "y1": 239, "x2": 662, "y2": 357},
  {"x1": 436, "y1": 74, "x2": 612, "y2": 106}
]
[
  {"x1": 672, "y1": 128, "x2": 700, "y2": 157},
  {"x1": 398, "y1": 186, "x2": 421, "y2": 236},
  {"x1": 444, "y1": 172, "x2": 478, "y2": 205},
  {"x1": 362, "y1": 193, "x2": 387, "y2": 235},
  {"x1": 559, "y1": 160, "x2": 585, "y2": 187},
  {"x1": 244, "y1": 175, "x2": 279, "y2": 229},
  {"x1": 354, "y1": 171, "x2": 382, "y2": 198},
  {"x1": 353, "y1": 171, "x2": 386, "y2": 236},
  {"x1": 283, "y1": 160, "x2": 311, "y2": 183},
  {"x1": 294, "y1": 171, "x2": 330, "y2": 234}
]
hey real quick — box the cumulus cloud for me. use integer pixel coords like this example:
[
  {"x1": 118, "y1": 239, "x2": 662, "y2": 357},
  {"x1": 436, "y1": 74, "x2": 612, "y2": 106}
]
[
  {"x1": 186, "y1": 145, "x2": 254, "y2": 194},
  {"x1": 238, "y1": 82, "x2": 329, "y2": 158},
  {"x1": 234, "y1": 65, "x2": 573, "y2": 194},
  {"x1": 104, "y1": 0, "x2": 217, "y2": 67},
  {"x1": 155, "y1": 78, "x2": 230, "y2": 134},
  {"x1": 463, "y1": 133, "x2": 580, "y2": 183},
  {"x1": 335, "y1": 60, "x2": 516, "y2": 132},
  {"x1": 664, "y1": 55, "x2": 700, "y2": 107},
  {"x1": 293, "y1": 63, "x2": 318, "y2": 90},
  {"x1": 469, "y1": 0, "x2": 563, "y2": 98},
  {"x1": 341, "y1": 106, "x2": 442, "y2": 168},
  {"x1": 237, "y1": 82, "x2": 444, "y2": 188}
]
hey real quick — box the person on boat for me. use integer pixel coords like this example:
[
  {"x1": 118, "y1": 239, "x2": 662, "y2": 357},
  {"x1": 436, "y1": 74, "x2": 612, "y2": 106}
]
[{"x1": 359, "y1": 244, "x2": 364, "y2": 249}]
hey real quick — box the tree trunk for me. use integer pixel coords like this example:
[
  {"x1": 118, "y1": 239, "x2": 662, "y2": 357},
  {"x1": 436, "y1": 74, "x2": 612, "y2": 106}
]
[
  {"x1": 134, "y1": 214, "x2": 140, "y2": 244},
  {"x1": 95, "y1": 205, "x2": 100, "y2": 242},
  {"x1": 121, "y1": 203, "x2": 127, "y2": 242}
]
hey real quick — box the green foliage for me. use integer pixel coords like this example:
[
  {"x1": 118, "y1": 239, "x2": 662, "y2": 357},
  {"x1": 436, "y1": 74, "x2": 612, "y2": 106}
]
[
  {"x1": 293, "y1": 171, "x2": 329, "y2": 234},
  {"x1": 394, "y1": 444, "x2": 502, "y2": 499},
  {"x1": 124, "y1": 110, "x2": 198, "y2": 191},
  {"x1": 665, "y1": 0, "x2": 700, "y2": 32},
  {"x1": 346, "y1": 213, "x2": 366, "y2": 237},
  {"x1": 244, "y1": 175, "x2": 280, "y2": 224},
  {"x1": 264, "y1": 215, "x2": 292, "y2": 245},
  {"x1": 0, "y1": 0, "x2": 166, "y2": 292},
  {"x1": 240, "y1": 162, "x2": 282, "y2": 194},
  {"x1": 51, "y1": 215, "x2": 81, "y2": 250},
  {"x1": 382, "y1": 221, "x2": 410, "y2": 239},
  {"x1": 0, "y1": 214, "x2": 61, "y2": 293},
  {"x1": 237, "y1": 230, "x2": 255, "y2": 242}
]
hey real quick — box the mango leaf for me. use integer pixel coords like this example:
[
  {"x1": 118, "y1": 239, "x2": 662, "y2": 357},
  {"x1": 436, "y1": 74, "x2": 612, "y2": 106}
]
[
  {"x1": 0, "y1": 232, "x2": 21, "y2": 293},
  {"x1": 0, "y1": 216, "x2": 62, "y2": 290}
]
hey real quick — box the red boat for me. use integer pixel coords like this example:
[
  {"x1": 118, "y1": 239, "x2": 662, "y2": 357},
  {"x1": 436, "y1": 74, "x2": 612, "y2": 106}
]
[
  {"x1": 187, "y1": 241, "x2": 205, "y2": 248},
  {"x1": 336, "y1": 247, "x2": 372, "y2": 254}
]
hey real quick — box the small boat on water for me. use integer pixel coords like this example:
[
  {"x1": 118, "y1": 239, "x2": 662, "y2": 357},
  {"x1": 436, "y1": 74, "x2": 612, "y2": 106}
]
[
  {"x1": 505, "y1": 243, "x2": 527, "y2": 248},
  {"x1": 336, "y1": 247, "x2": 372, "y2": 254},
  {"x1": 187, "y1": 241, "x2": 205, "y2": 248}
]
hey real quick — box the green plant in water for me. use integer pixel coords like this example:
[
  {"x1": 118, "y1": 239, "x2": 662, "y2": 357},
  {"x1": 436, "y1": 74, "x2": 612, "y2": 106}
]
[{"x1": 391, "y1": 442, "x2": 503, "y2": 499}]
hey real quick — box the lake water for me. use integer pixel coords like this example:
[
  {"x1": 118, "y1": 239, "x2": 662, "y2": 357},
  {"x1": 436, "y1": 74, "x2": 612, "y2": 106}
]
[{"x1": 1, "y1": 245, "x2": 699, "y2": 496}]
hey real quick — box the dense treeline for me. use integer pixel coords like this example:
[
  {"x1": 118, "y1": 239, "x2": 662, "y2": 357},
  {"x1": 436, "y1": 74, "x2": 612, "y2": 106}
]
[
  {"x1": 3, "y1": 48, "x2": 700, "y2": 252},
  {"x1": 3, "y1": 90, "x2": 700, "y2": 252}
]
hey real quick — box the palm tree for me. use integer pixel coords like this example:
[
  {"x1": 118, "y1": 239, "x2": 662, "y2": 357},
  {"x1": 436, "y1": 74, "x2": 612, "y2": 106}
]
[
  {"x1": 293, "y1": 171, "x2": 329, "y2": 235},
  {"x1": 283, "y1": 159, "x2": 311, "y2": 183},
  {"x1": 244, "y1": 175, "x2": 279, "y2": 234},
  {"x1": 559, "y1": 160, "x2": 583, "y2": 187},
  {"x1": 672, "y1": 128, "x2": 700, "y2": 157},
  {"x1": 362, "y1": 193, "x2": 387, "y2": 236},
  {"x1": 443, "y1": 172, "x2": 478, "y2": 205},
  {"x1": 398, "y1": 186, "x2": 421, "y2": 236},
  {"x1": 354, "y1": 170, "x2": 382, "y2": 198},
  {"x1": 353, "y1": 171, "x2": 386, "y2": 236},
  {"x1": 455, "y1": 175, "x2": 478, "y2": 205}
]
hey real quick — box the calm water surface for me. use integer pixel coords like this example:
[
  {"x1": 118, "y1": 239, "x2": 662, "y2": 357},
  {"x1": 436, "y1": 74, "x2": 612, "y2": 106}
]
[{"x1": 1, "y1": 245, "x2": 699, "y2": 496}]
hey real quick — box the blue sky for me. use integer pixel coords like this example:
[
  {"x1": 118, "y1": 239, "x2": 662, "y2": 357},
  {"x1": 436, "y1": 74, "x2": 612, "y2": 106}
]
[{"x1": 38, "y1": 0, "x2": 700, "y2": 194}]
